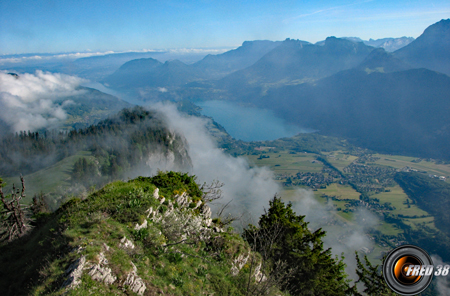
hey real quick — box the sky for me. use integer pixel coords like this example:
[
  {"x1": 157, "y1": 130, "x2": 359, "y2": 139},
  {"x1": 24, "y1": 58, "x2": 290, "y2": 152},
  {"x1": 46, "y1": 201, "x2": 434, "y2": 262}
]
[{"x1": 1, "y1": 0, "x2": 449, "y2": 55}]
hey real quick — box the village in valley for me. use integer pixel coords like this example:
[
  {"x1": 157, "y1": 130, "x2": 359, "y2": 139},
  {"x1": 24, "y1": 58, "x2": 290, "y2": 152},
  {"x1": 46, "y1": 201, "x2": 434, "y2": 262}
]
[{"x1": 241, "y1": 140, "x2": 450, "y2": 262}]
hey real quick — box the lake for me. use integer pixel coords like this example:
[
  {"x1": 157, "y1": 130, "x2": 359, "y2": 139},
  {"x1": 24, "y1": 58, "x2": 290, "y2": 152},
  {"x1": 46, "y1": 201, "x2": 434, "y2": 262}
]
[{"x1": 197, "y1": 100, "x2": 312, "y2": 141}]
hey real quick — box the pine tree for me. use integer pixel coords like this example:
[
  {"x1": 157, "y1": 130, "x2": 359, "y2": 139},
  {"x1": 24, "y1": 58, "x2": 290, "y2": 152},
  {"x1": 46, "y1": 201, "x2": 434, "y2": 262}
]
[
  {"x1": 354, "y1": 253, "x2": 398, "y2": 296},
  {"x1": 244, "y1": 196, "x2": 352, "y2": 295}
]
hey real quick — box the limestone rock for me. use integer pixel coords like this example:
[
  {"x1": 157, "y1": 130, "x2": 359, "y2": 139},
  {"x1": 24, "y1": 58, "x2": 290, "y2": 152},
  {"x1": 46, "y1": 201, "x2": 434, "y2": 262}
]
[
  {"x1": 88, "y1": 252, "x2": 116, "y2": 285},
  {"x1": 123, "y1": 262, "x2": 146, "y2": 295},
  {"x1": 176, "y1": 192, "x2": 189, "y2": 207},
  {"x1": 134, "y1": 219, "x2": 148, "y2": 231},
  {"x1": 168, "y1": 202, "x2": 174, "y2": 211},
  {"x1": 231, "y1": 253, "x2": 249, "y2": 276},
  {"x1": 213, "y1": 227, "x2": 224, "y2": 233},
  {"x1": 193, "y1": 200, "x2": 202, "y2": 209},
  {"x1": 153, "y1": 188, "x2": 159, "y2": 199},
  {"x1": 253, "y1": 263, "x2": 267, "y2": 282},
  {"x1": 119, "y1": 236, "x2": 135, "y2": 250},
  {"x1": 204, "y1": 218, "x2": 212, "y2": 227},
  {"x1": 61, "y1": 255, "x2": 87, "y2": 289},
  {"x1": 146, "y1": 207, "x2": 155, "y2": 218},
  {"x1": 202, "y1": 205, "x2": 212, "y2": 219}
]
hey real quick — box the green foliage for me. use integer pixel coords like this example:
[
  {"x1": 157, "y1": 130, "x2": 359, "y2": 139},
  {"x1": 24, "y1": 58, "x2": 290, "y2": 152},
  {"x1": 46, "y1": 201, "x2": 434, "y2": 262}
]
[
  {"x1": 167, "y1": 252, "x2": 183, "y2": 264},
  {"x1": 354, "y1": 253, "x2": 397, "y2": 296},
  {"x1": 0, "y1": 172, "x2": 362, "y2": 295},
  {"x1": 128, "y1": 198, "x2": 142, "y2": 208},
  {"x1": 244, "y1": 196, "x2": 352, "y2": 295},
  {"x1": 133, "y1": 227, "x2": 149, "y2": 241},
  {"x1": 144, "y1": 171, "x2": 203, "y2": 200}
]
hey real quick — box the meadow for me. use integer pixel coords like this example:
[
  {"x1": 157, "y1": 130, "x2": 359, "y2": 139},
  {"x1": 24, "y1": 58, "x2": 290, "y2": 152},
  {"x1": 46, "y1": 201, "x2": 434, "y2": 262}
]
[{"x1": 3, "y1": 151, "x2": 92, "y2": 205}]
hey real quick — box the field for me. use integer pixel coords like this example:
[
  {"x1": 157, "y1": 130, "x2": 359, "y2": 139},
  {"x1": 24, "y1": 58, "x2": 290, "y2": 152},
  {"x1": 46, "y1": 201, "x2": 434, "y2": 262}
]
[
  {"x1": 377, "y1": 221, "x2": 402, "y2": 236},
  {"x1": 3, "y1": 151, "x2": 92, "y2": 205},
  {"x1": 373, "y1": 185, "x2": 429, "y2": 217},
  {"x1": 247, "y1": 151, "x2": 323, "y2": 174},
  {"x1": 403, "y1": 216, "x2": 436, "y2": 230},
  {"x1": 315, "y1": 183, "x2": 360, "y2": 200},
  {"x1": 373, "y1": 154, "x2": 450, "y2": 180}
]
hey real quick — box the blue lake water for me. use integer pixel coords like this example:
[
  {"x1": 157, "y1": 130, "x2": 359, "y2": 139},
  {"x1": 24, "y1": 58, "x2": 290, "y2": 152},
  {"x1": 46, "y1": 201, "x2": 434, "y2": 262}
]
[{"x1": 197, "y1": 100, "x2": 312, "y2": 141}]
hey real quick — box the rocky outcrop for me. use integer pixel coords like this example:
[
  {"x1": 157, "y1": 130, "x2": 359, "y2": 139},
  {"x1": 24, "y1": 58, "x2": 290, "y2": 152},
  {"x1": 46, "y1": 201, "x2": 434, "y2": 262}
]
[
  {"x1": 119, "y1": 236, "x2": 135, "y2": 250},
  {"x1": 61, "y1": 250, "x2": 117, "y2": 291},
  {"x1": 145, "y1": 189, "x2": 223, "y2": 244},
  {"x1": 61, "y1": 255, "x2": 87, "y2": 289},
  {"x1": 253, "y1": 263, "x2": 267, "y2": 283},
  {"x1": 153, "y1": 188, "x2": 159, "y2": 199},
  {"x1": 134, "y1": 219, "x2": 148, "y2": 231},
  {"x1": 202, "y1": 204, "x2": 212, "y2": 219},
  {"x1": 87, "y1": 252, "x2": 117, "y2": 285},
  {"x1": 231, "y1": 253, "x2": 250, "y2": 276},
  {"x1": 123, "y1": 262, "x2": 146, "y2": 295}
]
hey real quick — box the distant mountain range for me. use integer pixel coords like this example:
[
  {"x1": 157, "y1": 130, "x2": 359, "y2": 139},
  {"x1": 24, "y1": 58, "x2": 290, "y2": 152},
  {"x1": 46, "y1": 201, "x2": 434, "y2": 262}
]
[
  {"x1": 335, "y1": 36, "x2": 415, "y2": 52},
  {"x1": 217, "y1": 37, "x2": 373, "y2": 89},
  {"x1": 7, "y1": 19, "x2": 445, "y2": 160},
  {"x1": 98, "y1": 19, "x2": 450, "y2": 158},
  {"x1": 103, "y1": 40, "x2": 282, "y2": 90}
]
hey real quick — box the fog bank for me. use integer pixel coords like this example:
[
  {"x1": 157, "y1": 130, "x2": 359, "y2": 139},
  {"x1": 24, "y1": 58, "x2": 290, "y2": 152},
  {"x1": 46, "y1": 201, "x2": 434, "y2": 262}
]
[{"x1": 0, "y1": 70, "x2": 85, "y2": 132}]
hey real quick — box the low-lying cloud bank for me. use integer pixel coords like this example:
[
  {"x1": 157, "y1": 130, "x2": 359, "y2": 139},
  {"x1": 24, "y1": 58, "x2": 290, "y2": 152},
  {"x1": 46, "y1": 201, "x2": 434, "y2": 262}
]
[
  {"x1": 0, "y1": 48, "x2": 232, "y2": 65},
  {"x1": 431, "y1": 255, "x2": 450, "y2": 295},
  {"x1": 0, "y1": 70, "x2": 85, "y2": 132}
]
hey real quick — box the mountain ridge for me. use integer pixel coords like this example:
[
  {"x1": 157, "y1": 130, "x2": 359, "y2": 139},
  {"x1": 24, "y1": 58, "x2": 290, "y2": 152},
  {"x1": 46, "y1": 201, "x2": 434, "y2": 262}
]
[{"x1": 394, "y1": 18, "x2": 450, "y2": 76}]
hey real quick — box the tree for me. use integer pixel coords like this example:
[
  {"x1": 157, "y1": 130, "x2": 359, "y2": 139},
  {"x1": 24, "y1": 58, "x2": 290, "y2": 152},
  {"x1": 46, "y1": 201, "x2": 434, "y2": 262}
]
[
  {"x1": 0, "y1": 176, "x2": 32, "y2": 242},
  {"x1": 354, "y1": 253, "x2": 397, "y2": 296},
  {"x1": 244, "y1": 196, "x2": 352, "y2": 295},
  {"x1": 30, "y1": 192, "x2": 50, "y2": 217},
  {"x1": 242, "y1": 221, "x2": 298, "y2": 295}
]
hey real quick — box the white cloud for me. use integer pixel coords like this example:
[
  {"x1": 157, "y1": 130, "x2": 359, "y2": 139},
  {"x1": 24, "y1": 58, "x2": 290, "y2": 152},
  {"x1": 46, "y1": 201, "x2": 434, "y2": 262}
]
[
  {"x1": 0, "y1": 48, "x2": 231, "y2": 65},
  {"x1": 0, "y1": 70, "x2": 86, "y2": 132},
  {"x1": 291, "y1": 188, "x2": 377, "y2": 281},
  {"x1": 431, "y1": 255, "x2": 450, "y2": 296}
]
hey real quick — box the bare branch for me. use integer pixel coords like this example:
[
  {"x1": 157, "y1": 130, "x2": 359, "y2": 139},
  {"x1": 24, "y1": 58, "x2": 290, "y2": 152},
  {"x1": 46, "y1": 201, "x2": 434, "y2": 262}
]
[
  {"x1": 200, "y1": 180, "x2": 224, "y2": 203},
  {"x1": 0, "y1": 176, "x2": 32, "y2": 242}
]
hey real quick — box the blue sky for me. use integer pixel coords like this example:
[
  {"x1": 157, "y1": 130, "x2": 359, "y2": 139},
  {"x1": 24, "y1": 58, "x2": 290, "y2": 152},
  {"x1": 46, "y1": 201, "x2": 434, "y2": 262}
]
[{"x1": 1, "y1": 0, "x2": 449, "y2": 54}]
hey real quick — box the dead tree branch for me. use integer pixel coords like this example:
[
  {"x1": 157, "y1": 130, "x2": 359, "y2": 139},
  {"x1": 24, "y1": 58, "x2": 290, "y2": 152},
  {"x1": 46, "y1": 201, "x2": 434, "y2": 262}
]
[
  {"x1": 200, "y1": 180, "x2": 224, "y2": 203},
  {"x1": 0, "y1": 176, "x2": 32, "y2": 242}
]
